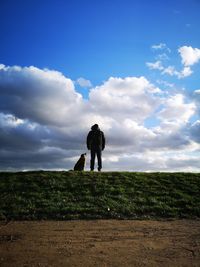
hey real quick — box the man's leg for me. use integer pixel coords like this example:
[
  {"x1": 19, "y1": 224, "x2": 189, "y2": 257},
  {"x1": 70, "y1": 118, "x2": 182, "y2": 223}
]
[
  {"x1": 97, "y1": 148, "x2": 102, "y2": 171},
  {"x1": 90, "y1": 149, "x2": 95, "y2": 171}
]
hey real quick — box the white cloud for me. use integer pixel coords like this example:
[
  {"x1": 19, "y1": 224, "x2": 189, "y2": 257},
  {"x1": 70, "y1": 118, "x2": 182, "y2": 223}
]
[
  {"x1": 179, "y1": 66, "x2": 193, "y2": 78},
  {"x1": 151, "y1": 43, "x2": 171, "y2": 53},
  {"x1": 103, "y1": 149, "x2": 200, "y2": 172},
  {"x1": 162, "y1": 65, "x2": 178, "y2": 76},
  {"x1": 0, "y1": 64, "x2": 199, "y2": 171},
  {"x1": 89, "y1": 76, "x2": 161, "y2": 123},
  {"x1": 156, "y1": 53, "x2": 170, "y2": 61},
  {"x1": 162, "y1": 65, "x2": 193, "y2": 79},
  {"x1": 158, "y1": 94, "x2": 196, "y2": 124},
  {"x1": 0, "y1": 113, "x2": 24, "y2": 127},
  {"x1": 76, "y1": 77, "x2": 92, "y2": 88},
  {"x1": 146, "y1": 61, "x2": 164, "y2": 70},
  {"x1": 147, "y1": 62, "x2": 193, "y2": 79},
  {"x1": 156, "y1": 80, "x2": 174, "y2": 88},
  {"x1": 190, "y1": 120, "x2": 200, "y2": 143},
  {"x1": 0, "y1": 64, "x2": 5, "y2": 70},
  {"x1": 178, "y1": 46, "x2": 200, "y2": 66},
  {"x1": 147, "y1": 44, "x2": 199, "y2": 79},
  {"x1": 0, "y1": 65, "x2": 84, "y2": 126},
  {"x1": 193, "y1": 89, "x2": 200, "y2": 118}
]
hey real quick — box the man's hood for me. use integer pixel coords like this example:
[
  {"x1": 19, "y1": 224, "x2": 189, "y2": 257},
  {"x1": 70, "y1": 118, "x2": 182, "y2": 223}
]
[{"x1": 91, "y1": 124, "x2": 100, "y2": 131}]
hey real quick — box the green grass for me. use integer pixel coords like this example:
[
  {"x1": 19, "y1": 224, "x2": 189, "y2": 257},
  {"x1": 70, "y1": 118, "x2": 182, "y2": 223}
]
[{"x1": 0, "y1": 171, "x2": 200, "y2": 220}]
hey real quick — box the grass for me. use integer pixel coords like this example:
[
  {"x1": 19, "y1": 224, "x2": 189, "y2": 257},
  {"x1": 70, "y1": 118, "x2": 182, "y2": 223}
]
[{"x1": 0, "y1": 171, "x2": 200, "y2": 220}]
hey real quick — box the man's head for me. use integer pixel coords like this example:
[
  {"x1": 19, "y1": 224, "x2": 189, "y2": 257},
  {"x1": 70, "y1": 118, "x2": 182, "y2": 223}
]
[{"x1": 91, "y1": 124, "x2": 99, "y2": 130}]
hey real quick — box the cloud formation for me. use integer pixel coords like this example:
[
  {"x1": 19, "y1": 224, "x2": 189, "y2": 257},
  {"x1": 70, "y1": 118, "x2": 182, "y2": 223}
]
[
  {"x1": 146, "y1": 45, "x2": 200, "y2": 79},
  {"x1": 76, "y1": 77, "x2": 92, "y2": 88},
  {"x1": 0, "y1": 64, "x2": 84, "y2": 127},
  {"x1": 162, "y1": 65, "x2": 193, "y2": 79},
  {"x1": 151, "y1": 43, "x2": 171, "y2": 53},
  {"x1": 0, "y1": 64, "x2": 199, "y2": 171},
  {"x1": 146, "y1": 61, "x2": 164, "y2": 71},
  {"x1": 178, "y1": 46, "x2": 200, "y2": 66}
]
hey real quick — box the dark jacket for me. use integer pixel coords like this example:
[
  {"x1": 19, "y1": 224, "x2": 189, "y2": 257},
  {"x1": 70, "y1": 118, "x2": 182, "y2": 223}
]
[{"x1": 87, "y1": 125, "x2": 105, "y2": 150}]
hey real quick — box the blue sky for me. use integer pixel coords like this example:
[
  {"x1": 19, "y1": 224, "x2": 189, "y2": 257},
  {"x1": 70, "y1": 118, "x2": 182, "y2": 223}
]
[
  {"x1": 1, "y1": 0, "x2": 200, "y2": 86},
  {"x1": 0, "y1": 0, "x2": 200, "y2": 171}
]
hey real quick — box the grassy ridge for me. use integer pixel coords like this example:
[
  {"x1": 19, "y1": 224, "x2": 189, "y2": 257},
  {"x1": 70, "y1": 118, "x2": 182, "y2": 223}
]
[{"x1": 0, "y1": 171, "x2": 200, "y2": 220}]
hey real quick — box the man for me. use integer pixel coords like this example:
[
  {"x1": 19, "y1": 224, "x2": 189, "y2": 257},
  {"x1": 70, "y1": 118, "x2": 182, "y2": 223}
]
[{"x1": 87, "y1": 124, "x2": 105, "y2": 171}]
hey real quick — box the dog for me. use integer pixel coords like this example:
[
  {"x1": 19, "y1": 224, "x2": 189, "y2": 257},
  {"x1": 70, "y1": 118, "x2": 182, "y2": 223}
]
[{"x1": 74, "y1": 153, "x2": 86, "y2": 171}]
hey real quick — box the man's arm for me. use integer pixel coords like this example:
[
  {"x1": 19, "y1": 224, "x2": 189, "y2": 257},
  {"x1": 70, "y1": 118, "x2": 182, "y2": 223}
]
[
  {"x1": 102, "y1": 132, "x2": 105, "y2": 150},
  {"x1": 87, "y1": 131, "x2": 91, "y2": 150}
]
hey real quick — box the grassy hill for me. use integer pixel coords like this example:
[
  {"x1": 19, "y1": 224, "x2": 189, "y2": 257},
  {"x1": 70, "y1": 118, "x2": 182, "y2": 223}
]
[{"x1": 0, "y1": 171, "x2": 200, "y2": 220}]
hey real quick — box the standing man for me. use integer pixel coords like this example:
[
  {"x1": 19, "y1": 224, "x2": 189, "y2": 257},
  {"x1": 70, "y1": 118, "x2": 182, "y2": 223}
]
[{"x1": 87, "y1": 124, "x2": 105, "y2": 171}]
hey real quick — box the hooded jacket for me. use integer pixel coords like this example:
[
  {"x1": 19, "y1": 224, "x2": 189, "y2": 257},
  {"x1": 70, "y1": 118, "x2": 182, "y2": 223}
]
[{"x1": 87, "y1": 124, "x2": 105, "y2": 150}]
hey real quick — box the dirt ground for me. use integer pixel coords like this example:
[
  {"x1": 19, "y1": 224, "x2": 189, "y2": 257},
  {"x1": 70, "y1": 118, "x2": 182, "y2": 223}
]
[{"x1": 0, "y1": 220, "x2": 200, "y2": 267}]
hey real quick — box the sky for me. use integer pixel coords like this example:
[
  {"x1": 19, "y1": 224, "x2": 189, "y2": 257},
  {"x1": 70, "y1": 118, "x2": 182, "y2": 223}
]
[{"x1": 0, "y1": 0, "x2": 200, "y2": 171}]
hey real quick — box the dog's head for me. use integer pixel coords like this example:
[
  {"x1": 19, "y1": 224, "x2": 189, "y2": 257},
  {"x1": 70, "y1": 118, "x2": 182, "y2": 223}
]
[{"x1": 81, "y1": 153, "x2": 87, "y2": 157}]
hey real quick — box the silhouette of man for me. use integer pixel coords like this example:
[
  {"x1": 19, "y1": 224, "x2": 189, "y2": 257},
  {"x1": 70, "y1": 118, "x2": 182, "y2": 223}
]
[{"x1": 87, "y1": 124, "x2": 105, "y2": 171}]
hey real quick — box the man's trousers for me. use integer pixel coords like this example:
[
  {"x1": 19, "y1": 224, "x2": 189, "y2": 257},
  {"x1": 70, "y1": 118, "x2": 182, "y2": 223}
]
[{"x1": 90, "y1": 148, "x2": 102, "y2": 171}]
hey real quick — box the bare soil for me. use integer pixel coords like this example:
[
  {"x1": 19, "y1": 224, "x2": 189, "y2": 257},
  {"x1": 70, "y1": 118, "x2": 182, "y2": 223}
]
[{"x1": 0, "y1": 220, "x2": 200, "y2": 267}]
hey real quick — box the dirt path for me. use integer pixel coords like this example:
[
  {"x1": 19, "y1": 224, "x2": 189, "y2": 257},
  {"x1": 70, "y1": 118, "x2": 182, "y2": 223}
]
[{"x1": 0, "y1": 220, "x2": 200, "y2": 267}]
